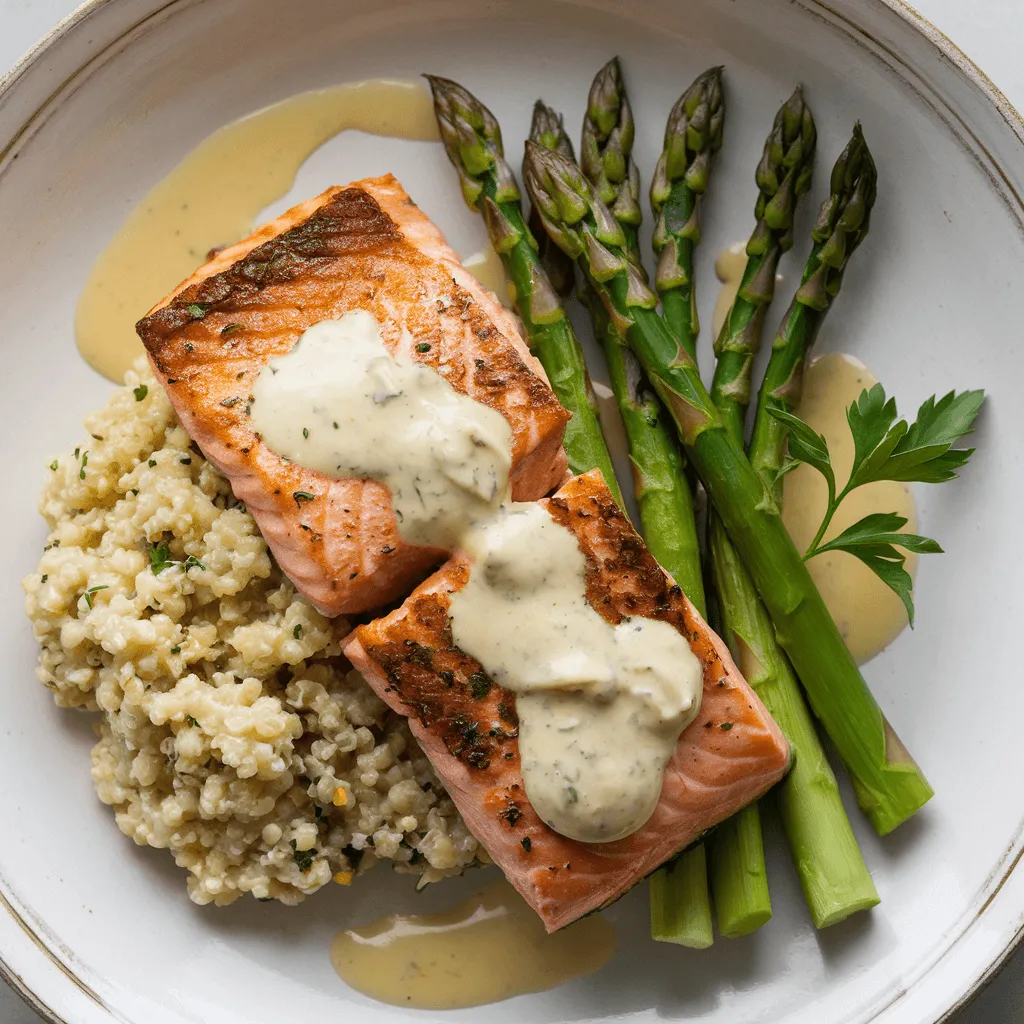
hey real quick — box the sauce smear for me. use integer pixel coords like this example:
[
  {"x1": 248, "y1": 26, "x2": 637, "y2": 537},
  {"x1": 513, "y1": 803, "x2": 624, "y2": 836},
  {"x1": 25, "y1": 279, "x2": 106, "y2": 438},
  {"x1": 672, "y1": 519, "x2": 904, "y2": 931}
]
[
  {"x1": 76, "y1": 79, "x2": 440, "y2": 383},
  {"x1": 330, "y1": 879, "x2": 615, "y2": 1010},
  {"x1": 782, "y1": 353, "x2": 918, "y2": 663}
]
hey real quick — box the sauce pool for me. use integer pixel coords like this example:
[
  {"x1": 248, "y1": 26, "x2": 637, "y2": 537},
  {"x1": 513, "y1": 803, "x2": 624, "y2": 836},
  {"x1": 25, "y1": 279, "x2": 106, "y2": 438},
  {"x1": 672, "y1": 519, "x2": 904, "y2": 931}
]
[
  {"x1": 75, "y1": 79, "x2": 442, "y2": 383},
  {"x1": 330, "y1": 879, "x2": 615, "y2": 1010}
]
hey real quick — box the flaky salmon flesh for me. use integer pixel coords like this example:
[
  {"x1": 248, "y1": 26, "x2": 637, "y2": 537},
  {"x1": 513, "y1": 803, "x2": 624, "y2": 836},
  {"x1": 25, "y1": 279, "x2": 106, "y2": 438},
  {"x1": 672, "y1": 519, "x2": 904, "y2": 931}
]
[
  {"x1": 136, "y1": 176, "x2": 570, "y2": 617},
  {"x1": 345, "y1": 471, "x2": 792, "y2": 932}
]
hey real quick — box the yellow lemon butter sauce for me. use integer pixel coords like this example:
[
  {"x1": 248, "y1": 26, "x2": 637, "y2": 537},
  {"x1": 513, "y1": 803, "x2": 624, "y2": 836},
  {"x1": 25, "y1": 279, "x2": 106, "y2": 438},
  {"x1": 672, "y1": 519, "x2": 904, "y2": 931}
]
[
  {"x1": 76, "y1": 79, "x2": 444, "y2": 383},
  {"x1": 330, "y1": 879, "x2": 615, "y2": 1010},
  {"x1": 782, "y1": 353, "x2": 918, "y2": 663}
]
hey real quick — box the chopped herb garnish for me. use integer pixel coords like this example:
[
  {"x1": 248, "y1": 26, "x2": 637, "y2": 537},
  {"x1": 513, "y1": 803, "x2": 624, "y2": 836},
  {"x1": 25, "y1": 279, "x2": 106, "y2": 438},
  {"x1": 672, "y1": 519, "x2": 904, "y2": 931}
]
[
  {"x1": 292, "y1": 490, "x2": 316, "y2": 505},
  {"x1": 289, "y1": 840, "x2": 316, "y2": 871},
  {"x1": 220, "y1": 323, "x2": 242, "y2": 336},
  {"x1": 220, "y1": 397, "x2": 240, "y2": 408},
  {"x1": 416, "y1": 342, "x2": 431, "y2": 353},
  {"x1": 148, "y1": 540, "x2": 175, "y2": 574},
  {"x1": 49, "y1": 459, "x2": 58, "y2": 471},
  {"x1": 185, "y1": 715, "x2": 199, "y2": 728},
  {"x1": 183, "y1": 555, "x2": 206, "y2": 572},
  {"x1": 184, "y1": 342, "x2": 194, "y2": 352},
  {"x1": 187, "y1": 302, "x2": 210, "y2": 319},
  {"x1": 293, "y1": 624, "x2": 303, "y2": 640},
  {"x1": 83, "y1": 584, "x2": 108, "y2": 608},
  {"x1": 148, "y1": 459, "x2": 157, "y2": 467},
  {"x1": 720, "y1": 722, "x2": 734, "y2": 731},
  {"x1": 40, "y1": 575, "x2": 48, "y2": 583},
  {"x1": 302, "y1": 427, "x2": 309, "y2": 439},
  {"x1": 566, "y1": 786, "x2": 579, "y2": 804},
  {"x1": 78, "y1": 451, "x2": 89, "y2": 480},
  {"x1": 133, "y1": 384, "x2": 148, "y2": 402},
  {"x1": 170, "y1": 645, "x2": 182, "y2": 655},
  {"x1": 73, "y1": 448, "x2": 80, "y2": 458}
]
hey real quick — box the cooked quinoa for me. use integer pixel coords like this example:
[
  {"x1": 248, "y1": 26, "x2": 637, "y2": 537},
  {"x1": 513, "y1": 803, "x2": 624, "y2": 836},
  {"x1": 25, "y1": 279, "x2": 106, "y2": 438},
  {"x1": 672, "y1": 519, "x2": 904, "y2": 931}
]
[{"x1": 23, "y1": 360, "x2": 482, "y2": 906}]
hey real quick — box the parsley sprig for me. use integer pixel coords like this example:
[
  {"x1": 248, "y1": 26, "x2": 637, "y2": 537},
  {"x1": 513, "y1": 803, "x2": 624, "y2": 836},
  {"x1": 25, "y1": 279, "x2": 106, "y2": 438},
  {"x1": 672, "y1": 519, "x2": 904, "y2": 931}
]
[{"x1": 770, "y1": 384, "x2": 983, "y2": 622}]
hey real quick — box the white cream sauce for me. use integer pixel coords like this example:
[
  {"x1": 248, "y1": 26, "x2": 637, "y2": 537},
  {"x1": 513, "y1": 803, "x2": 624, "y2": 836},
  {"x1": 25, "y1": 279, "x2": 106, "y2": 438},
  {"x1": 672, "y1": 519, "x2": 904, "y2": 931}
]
[
  {"x1": 330, "y1": 879, "x2": 615, "y2": 1010},
  {"x1": 255, "y1": 312, "x2": 703, "y2": 842},
  {"x1": 249, "y1": 312, "x2": 512, "y2": 549},
  {"x1": 447, "y1": 503, "x2": 703, "y2": 843}
]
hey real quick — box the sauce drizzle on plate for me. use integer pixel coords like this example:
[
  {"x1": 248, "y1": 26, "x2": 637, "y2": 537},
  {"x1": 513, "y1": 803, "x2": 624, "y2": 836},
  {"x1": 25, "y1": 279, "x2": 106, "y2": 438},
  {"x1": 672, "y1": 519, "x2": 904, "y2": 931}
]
[
  {"x1": 330, "y1": 878, "x2": 615, "y2": 1010},
  {"x1": 75, "y1": 79, "x2": 441, "y2": 383}
]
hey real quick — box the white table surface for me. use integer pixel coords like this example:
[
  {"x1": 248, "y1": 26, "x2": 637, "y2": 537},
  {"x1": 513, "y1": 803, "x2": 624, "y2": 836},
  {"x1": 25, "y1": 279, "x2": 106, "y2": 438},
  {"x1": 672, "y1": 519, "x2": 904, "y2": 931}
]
[{"x1": 1, "y1": 1, "x2": 1022, "y2": 1021}]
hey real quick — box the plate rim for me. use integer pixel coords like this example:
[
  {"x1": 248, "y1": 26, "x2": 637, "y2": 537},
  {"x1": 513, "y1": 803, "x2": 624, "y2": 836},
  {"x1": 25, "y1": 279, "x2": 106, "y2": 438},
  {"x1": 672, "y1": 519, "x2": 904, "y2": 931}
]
[{"x1": 0, "y1": 0, "x2": 1021, "y2": 1021}]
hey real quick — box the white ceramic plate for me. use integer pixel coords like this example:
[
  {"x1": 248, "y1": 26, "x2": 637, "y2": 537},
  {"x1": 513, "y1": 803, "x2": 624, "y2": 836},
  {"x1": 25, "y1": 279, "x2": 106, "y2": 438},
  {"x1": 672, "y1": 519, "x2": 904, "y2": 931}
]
[{"x1": 1, "y1": 0, "x2": 1021, "y2": 1021}]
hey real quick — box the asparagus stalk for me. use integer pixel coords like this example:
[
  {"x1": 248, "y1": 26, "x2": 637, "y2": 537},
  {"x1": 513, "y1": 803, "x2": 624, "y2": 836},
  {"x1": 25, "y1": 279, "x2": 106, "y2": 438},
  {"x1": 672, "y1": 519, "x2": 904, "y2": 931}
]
[
  {"x1": 572, "y1": 62, "x2": 705, "y2": 609},
  {"x1": 749, "y1": 124, "x2": 877, "y2": 506},
  {"x1": 522, "y1": 138, "x2": 934, "y2": 837},
  {"x1": 650, "y1": 68, "x2": 724, "y2": 359},
  {"x1": 649, "y1": 843, "x2": 714, "y2": 949},
  {"x1": 648, "y1": 66, "x2": 772, "y2": 939},
  {"x1": 708, "y1": 94, "x2": 879, "y2": 928},
  {"x1": 425, "y1": 76, "x2": 621, "y2": 500},
  {"x1": 571, "y1": 59, "x2": 711, "y2": 947},
  {"x1": 712, "y1": 87, "x2": 815, "y2": 441}
]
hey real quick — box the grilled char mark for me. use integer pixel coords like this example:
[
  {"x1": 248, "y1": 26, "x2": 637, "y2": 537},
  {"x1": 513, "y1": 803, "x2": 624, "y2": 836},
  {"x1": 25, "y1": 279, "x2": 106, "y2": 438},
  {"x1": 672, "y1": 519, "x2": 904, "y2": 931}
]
[
  {"x1": 135, "y1": 184, "x2": 562, "y2": 463},
  {"x1": 136, "y1": 188, "x2": 402, "y2": 358},
  {"x1": 364, "y1": 571, "x2": 519, "y2": 777}
]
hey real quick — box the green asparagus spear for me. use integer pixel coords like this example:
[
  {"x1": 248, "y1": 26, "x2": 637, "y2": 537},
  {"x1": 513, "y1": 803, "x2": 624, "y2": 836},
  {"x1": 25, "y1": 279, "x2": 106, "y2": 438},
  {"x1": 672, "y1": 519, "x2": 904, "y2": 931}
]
[
  {"x1": 522, "y1": 138, "x2": 933, "y2": 837},
  {"x1": 649, "y1": 844, "x2": 714, "y2": 948},
  {"x1": 573, "y1": 62, "x2": 705, "y2": 608},
  {"x1": 712, "y1": 87, "x2": 815, "y2": 441},
  {"x1": 749, "y1": 124, "x2": 877, "y2": 506},
  {"x1": 708, "y1": 95, "x2": 879, "y2": 928},
  {"x1": 425, "y1": 75, "x2": 621, "y2": 500},
  {"x1": 527, "y1": 101, "x2": 578, "y2": 296},
  {"x1": 572, "y1": 59, "x2": 712, "y2": 947},
  {"x1": 650, "y1": 68, "x2": 724, "y2": 358}
]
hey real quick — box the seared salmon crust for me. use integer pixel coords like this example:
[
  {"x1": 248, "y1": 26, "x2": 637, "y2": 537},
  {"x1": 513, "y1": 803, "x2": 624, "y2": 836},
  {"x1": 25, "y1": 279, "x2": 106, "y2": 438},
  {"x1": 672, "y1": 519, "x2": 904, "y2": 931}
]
[
  {"x1": 137, "y1": 177, "x2": 569, "y2": 617},
  {"x1": 345, "y1": 471, "x2": 791, "y2": 931}
]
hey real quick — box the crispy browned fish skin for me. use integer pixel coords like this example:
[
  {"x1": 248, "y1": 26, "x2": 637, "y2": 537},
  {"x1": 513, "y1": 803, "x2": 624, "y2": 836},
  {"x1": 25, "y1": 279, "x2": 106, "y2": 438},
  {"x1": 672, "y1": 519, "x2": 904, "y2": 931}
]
[
  {"x1": 136, "y1": 176, "x2": 570, "y2": 616},
  {"x1": 345, "y1": 470, "x2": 791, "y2": 932}
]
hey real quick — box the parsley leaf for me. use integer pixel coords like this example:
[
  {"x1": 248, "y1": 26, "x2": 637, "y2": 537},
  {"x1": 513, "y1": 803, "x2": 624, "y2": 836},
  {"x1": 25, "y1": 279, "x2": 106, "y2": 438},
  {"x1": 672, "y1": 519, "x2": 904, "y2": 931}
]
[
  {"x1": 849, "y1": 387, "x2": 985, "y2": 487},
  {"x1": 187, "y1": 302, "x2": 210, "y2": 319},
  {"x1": 133, "y1": 384, "x2": 148, "y2": 402},
  {"x1": 814, "y1": 513, "x2": 943, "y2": 626},
  {"x1": 768, "y1": 383, "x2": 982, "y2": 622},
  {"x1": 148, "y1": 541, "x2": 175, "y2": 574}
]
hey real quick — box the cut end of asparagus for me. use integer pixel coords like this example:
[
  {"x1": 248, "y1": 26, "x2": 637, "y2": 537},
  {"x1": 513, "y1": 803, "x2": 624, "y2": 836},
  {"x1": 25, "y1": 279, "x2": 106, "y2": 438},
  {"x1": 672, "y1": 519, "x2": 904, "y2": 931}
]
[{"x1": 650, "y1": 846, "x2": 715, "y2": 948}]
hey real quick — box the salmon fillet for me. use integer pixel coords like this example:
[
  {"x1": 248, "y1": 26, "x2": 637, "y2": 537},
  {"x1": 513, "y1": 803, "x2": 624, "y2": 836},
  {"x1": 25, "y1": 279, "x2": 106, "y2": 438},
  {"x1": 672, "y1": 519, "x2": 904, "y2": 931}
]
[
  {"x1": 135, "y1": 176, "x2": 570, "y2": 616},
  {"x1": 344, "y1": 471, "x2": 791, "y2": 931}
]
